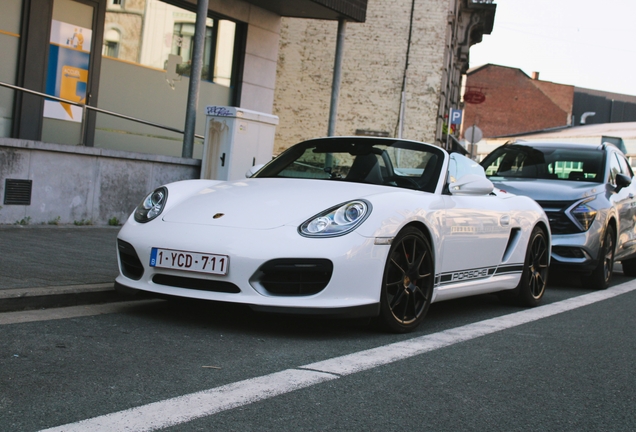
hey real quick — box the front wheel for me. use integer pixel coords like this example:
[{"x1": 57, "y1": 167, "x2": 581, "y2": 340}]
[
  {"x1": 377, "y1": 228, "x2": 434, "y2": 333},
  {"x1": 583, "y1": 226, "x2": 615, "y2": 290},
  {"x1": 499, "y1": 226, "x2": 549, "y2": 306}
]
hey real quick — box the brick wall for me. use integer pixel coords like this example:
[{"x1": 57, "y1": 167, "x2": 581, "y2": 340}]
[
  {"x1": 273, "y1": 0, "x2": 449, "y2": 154},
  {"x1": 463, "y1": 64, "x2": 574, "y2": 138}
]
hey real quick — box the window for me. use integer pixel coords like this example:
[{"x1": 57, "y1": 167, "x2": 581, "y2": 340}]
[
  {"x1": 102, "y1": 28, "x2": 120, "y2": 58},
  {"x1": 171, "y1": 22, "x2": 213, "y2": 80},
  {"x1": 103, "y1": 0, "x2": 240, "y2": 86},
  {"x1": 616, "y1": 153, "x2": 633, "y2": 178}
]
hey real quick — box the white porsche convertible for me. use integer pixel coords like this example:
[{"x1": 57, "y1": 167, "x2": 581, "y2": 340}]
[{"x1": 115, "y1": 137, "x2": 550, "y2": 332}]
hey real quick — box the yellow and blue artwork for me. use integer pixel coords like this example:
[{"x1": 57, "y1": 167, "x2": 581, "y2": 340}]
[{"x1": 44, "y1": 20, "x2": 92, "y2": 122}]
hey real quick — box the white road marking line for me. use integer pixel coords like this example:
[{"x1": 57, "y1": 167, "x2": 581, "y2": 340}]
[
  {"x1": 41, "y1": 369, "x2": 337, "y2": 432},
  {"x1": 39, "y1": 280, "x2": 636, "y2": 432}
]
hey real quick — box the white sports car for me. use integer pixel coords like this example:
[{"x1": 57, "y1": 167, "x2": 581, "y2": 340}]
[{"x1": 115, "y1": 137, "x2": 550, "y2": 332}]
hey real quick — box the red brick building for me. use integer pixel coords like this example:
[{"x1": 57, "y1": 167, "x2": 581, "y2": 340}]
[{"x1": 462, "y1": 64, "x2": 574, "y2": 138}]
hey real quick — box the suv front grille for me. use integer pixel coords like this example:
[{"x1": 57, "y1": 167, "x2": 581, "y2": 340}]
[{"x1": 536, "y1": 200, "x2": 581, "y2": 235}]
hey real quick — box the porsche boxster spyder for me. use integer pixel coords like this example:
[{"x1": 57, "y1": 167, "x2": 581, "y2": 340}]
[{"x1": 115, "y1": 137, "x2": 550, "y2": 332}]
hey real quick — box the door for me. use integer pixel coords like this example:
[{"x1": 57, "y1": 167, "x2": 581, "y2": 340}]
[
  {"x1": 439, "y1": 194, "x2": 512, "y2": 279},
  {"x1": 610, "y1": 151, "x2": 636, "y2": 259},
  {"x1": 13, "y1": 0, "x2": 105, "y2": 145}
]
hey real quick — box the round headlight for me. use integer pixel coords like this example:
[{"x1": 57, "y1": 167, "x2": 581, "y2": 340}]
[
  {"x1": 300, "y1": 200, "x2": 371, "y2": 237},
  {"x1": 134, "y1": 187, "x2": 168, "y2": 223}
]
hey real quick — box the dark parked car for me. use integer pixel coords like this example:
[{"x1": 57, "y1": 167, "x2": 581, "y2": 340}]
[{"x1": 481, "y1": 141, "x2": 636, "y2": 289}]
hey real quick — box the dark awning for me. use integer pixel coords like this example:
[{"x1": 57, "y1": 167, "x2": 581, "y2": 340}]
[{"x1": 243, "y1": 0, "x2": 367, "y2": 22}]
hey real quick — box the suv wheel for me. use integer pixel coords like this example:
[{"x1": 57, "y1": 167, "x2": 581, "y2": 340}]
[{"x1": 583, "y1": 226, "x2": 615, "y2": 290}]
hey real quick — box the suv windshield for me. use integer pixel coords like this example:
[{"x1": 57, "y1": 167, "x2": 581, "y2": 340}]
[
  {"x1": 481, "y1": 145, "x2": 605, "y2": 182},
  {"x1": 254, "y1": 138, "x2": 445, "y2": 192}
]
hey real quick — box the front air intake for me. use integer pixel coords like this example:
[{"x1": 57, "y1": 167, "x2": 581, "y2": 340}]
[
  {"x1": 255, "y1": 259, "x2": 333, "y2": 296},
  {"x1": 117, "y1": 239, "x2": 144, "y2": 280}
]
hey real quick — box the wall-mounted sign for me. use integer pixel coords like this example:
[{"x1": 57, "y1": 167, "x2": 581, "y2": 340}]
[
  {"x1": 449, "y1": 108, "x2": 463, "y2": 125},
  {"x1": 44, "y1": 20, "x2": 92, "y2": 122},
  {"x1": 464, "y1": 91, "x2": 486, "y2": 105}
]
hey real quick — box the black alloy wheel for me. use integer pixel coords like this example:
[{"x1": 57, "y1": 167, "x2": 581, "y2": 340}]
[
  {"x1": 378, "y1": 227, "x2": 434, "y2": 333},
  {"x1": 499, "y1": 226, "x2": 549, "y2": 306}
]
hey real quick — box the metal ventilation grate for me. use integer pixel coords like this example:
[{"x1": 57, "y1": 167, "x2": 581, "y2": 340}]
[{"x1": 4, "y1": 179, "x2": 32, "y2": 205}]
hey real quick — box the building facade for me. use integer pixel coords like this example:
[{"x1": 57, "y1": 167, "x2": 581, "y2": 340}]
[
  {"x1": 273, "y1": 0, "x2": 496, "y2": 154},
  {"x1": 462, "y1": 64, "x2": 575, "y2": 140},
  {"x1": 0, "y1": 0, "x2": 366, "y2": 224},
  {"x1": 462, "y1": 63, "x2": 636, "y2": 141}
]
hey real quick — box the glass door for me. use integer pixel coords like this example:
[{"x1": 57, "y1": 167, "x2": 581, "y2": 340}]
[{"x1": 41, "y1": 0, "x2": 96, "y2": 145}]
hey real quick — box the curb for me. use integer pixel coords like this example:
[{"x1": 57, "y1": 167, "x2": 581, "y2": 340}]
[{"x1": 0, "y1": 283, "x2": 130, "y2": 312}]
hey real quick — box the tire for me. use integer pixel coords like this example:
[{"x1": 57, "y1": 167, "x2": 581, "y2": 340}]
[
  {"x1": 583, "y1": 226, "x2": 615, "y2": 290},
  {"x1": 377, "y1": 227, "x2": 434, "y2": 333},
  {"x1": 499, "y1": 226, "x2": 549, "y2": 307},
  {"x1": 621, "y1": 256, "x2": 636, "y2": 277}
]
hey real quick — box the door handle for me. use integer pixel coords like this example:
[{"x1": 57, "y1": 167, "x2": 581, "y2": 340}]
[
  {"x1": 500, "y1": 215, "x2": 510, "y2": 226},
  {"x1": 220, "y1": 153, "x2": 226, "y2": 167}
]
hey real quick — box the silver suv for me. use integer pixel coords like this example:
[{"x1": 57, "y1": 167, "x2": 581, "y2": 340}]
[{"x1": 481, "y1": 142, "x2": 636, "y2": 289}]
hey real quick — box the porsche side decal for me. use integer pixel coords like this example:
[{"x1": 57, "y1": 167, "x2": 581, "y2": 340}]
[{"x1": 435, "y1": 264, "x2": 524, "y2": 285}]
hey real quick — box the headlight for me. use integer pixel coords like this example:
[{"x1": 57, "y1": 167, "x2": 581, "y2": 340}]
[
  {"x1": 299, "y1": 200, "x2": 371, "y2": 237},
  {"x1": 134, "y1": 187, "x2": 168, "y2": 223},
  {"x1": 569, "y1": 199, "x2": 597, "y2": 231}
]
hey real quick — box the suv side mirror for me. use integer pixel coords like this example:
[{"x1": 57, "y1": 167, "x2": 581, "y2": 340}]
[{"x1": 615, "y1": 173, "x2": 632, "y2": 191}]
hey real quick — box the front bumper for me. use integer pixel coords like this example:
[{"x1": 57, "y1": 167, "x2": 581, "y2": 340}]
[
  {"x1": 115, "y1": 219, "x2": 388, "y2": 316},
  {"x1": 549, "y1": 228, "x2": 603, "y2": 272}
]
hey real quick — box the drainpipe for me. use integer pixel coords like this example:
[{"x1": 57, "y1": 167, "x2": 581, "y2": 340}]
[
  {"x1": 397, "y1": 0, "x2": 416, "y2": 139},
  {"x1": 182, "y1": 0, "x2": 210, "y2": 158},
  {"x1": 327, "y1": 18, "x2": 347, "y2": 137},
  {"x1": 580, "y1": 112, "x2": 596, "y2": 125}
]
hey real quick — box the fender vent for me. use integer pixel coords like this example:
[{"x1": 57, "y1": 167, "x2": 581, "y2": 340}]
[{"x1": 4, "y1": 179, "x2": 32, "y2": 205}]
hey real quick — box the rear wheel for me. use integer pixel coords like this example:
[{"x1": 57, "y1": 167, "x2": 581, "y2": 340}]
[
  {"x1": 583, "y1": 226, "x2": 615, "y2": 290},
  {"x1": 378, "y1": 228, "x2": 434, "y2": 333},
  {"x1": 499, "y1": 226, "x2": 549, "y2": 306}
]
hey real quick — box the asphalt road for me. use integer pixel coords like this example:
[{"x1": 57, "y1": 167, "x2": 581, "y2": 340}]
[{"x1": 1, "y1": 272, "x2": 635, "y2": 431}]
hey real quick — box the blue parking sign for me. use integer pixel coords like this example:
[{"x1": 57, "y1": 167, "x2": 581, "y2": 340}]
[{"x1": 450, "y1": 108, "x2": 463, "y2": 125}]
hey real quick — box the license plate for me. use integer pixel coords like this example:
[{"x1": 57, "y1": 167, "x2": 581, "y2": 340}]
[{"x1": 150, "y1": 248, "x2": 229, "y2": 275}]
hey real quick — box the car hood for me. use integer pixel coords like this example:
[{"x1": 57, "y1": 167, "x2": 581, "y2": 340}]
[
  {"x1": 162, "y1": 178, "x2": 390, "y2": 229},
  {"x1": 491, "y1": 178, "x2": 603, "y2": 202}
]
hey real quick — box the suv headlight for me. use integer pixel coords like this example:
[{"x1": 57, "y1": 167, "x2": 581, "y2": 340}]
[
  {"x1": 134, "y1": 187, "x2": 168, "y2": 223},
  {"x1": 300, "y1": 200, "x2": 371, "y2": 237},
  {"x1": 569, "y1": 198, "x2": 597, "y2": 231}
]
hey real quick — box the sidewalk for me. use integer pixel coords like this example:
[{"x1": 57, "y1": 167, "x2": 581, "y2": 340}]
[{"x1": 0, "y1": 225, "x2": 125, "y2": 312}]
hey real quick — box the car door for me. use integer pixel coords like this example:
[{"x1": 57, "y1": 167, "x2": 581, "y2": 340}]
[
  {"x1": 439, "y1": 195, "x2": 512, "y2": 281},
  {"x1": 611, "y1": 151, "x2": 636, "y2": 259},
  {"x1": 438, "y1": 154, "x2": 512, "y2": 286}
]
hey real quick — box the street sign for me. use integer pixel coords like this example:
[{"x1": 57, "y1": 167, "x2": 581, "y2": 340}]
[
  {"x1": 449, "y1": 108, "x2": 463, "y2": 125},
  {"x1": 464, "y1": 125, "x2": 483, "y2": 144},
  {"x1": 464, "y1": 91, "x2": 486, "y2": 104}
]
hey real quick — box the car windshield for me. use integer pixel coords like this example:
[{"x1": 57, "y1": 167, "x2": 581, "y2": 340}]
[
  {"x1": 481, "y1": 145, "x2": 605, "y2": 182},
  {"x1": 254, "y1": 138, "x2": 445, "y2": 192}
]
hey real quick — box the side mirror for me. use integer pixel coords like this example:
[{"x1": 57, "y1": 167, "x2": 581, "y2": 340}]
[
  {"x1": 615, "y1": 173, "x2": 632, "y2": 191},
  {"x1": 449, "y1": 174, "x2": 494, "y2": 196},
  {"x1": 245, "y1": 164, "x2": 265, "y2": 178}
]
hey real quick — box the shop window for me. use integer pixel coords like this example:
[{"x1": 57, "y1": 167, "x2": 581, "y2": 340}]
[{"x1": 103, "y1": 0, "x2": 240, "y2": 87}]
